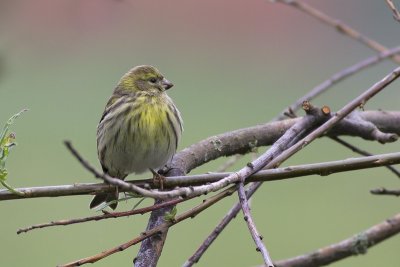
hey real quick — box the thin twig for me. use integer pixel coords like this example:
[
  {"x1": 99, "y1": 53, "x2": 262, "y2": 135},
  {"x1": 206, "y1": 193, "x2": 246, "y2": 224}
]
[
  {"x1": 274, "y1": 46, "x2": 400, "y2": 120},
  {"x1": 183, "y1": 182, "x2": 262, "y2": 267},
  {"x1": 17, "y1": 197, "x2": 187, "y2": 234},
  {"x1": 274, "y1": 0, "x2": 400, "y2": 63},
  {"x1": 386, "y1": 0, "x2": 400, "y2": 22},
  {"x1": 370, "y1": 187, "x2": 400, "y2": 197},
  {"x1": 238, "y1": 183, "x2": 274, "y2": 266},
  {"x1": 274, "y1": 213, "x2": 400, "y2": 267},
  {"x1": 330, "y1": 136, "x2": 400, "y2": 178}
]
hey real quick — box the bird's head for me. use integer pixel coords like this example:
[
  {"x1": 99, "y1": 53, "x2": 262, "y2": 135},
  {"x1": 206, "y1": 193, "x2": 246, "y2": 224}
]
[{"x1": 116, "y1": 65, "x2": 173, "y2": 95}]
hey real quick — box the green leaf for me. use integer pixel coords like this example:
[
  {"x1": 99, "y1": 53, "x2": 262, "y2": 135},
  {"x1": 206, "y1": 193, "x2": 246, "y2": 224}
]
[
  {"x1": 163, "y1": 206, "x2": 177, "y2": 223},
  {"x1": 0, "y1": 109, "x2": 28, "y2": 143}
]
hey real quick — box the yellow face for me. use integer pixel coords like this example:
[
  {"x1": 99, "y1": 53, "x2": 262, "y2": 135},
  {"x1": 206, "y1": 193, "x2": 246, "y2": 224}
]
[{"x1": 119, "y1": 65, "x2": 173, "y2": 94}]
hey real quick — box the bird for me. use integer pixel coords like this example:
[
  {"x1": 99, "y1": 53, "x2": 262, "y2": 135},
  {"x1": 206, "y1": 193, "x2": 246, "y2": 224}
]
[{"x1": 90, "y1": 65, "x2": 183, "y2": 209}]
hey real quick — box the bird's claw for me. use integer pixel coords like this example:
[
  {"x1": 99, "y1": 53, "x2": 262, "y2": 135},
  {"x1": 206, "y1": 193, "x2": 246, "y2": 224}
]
[{"x1": 150, "y1": 168, "x2": 166, "y2": 190}]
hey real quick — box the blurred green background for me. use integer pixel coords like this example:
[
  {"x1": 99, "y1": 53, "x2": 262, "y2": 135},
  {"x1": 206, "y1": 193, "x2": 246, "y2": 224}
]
[{"x1": 1, "y1": 0, "x2": 400, "y2": 266}]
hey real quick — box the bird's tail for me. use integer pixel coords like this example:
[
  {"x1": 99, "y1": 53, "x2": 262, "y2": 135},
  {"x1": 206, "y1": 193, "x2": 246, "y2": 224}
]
[{"x1": 90, "y1": 189, "x2": 119, "y2": 210}]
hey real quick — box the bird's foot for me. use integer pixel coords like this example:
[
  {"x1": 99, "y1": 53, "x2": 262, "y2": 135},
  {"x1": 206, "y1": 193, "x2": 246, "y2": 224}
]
[{"x1": 150, "y1": 168, "x2": 165, "y2": 190}]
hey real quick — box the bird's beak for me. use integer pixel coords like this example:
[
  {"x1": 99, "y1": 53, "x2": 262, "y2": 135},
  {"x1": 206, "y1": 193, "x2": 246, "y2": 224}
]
[{"x1": 162, "y1": 78, "x2": 173, "y2": 90}]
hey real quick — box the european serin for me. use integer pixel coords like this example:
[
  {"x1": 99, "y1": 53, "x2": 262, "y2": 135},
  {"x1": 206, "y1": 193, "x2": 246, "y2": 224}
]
[{"x1": 90, "y1": 65, "x2": 183, "y2": 209}]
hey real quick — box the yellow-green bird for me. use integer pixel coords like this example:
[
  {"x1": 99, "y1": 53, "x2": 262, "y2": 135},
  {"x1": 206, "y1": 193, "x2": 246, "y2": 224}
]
[{"x1": 90, "y1": 65, "x2": 183, "y2": 209}]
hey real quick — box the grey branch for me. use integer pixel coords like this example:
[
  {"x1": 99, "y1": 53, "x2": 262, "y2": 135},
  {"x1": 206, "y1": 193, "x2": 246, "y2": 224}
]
[
  {"x1": 17, "y1": 197, "x2": 186, "y2": 234},
  {"x1": 370, "y1": 187, "x2": 400, "y2": 197},
  {"x1": 385, "y1": 0, "x2": 400, "y2": 22},
  {"x1": 330, "y1": 136, "x2": 400, "y2": 178},
  {"x1": 274, "y1": 213, "x2": 400, "y2": 267},
  {"x1": 238, "y1": 183, "x2": 274, "y2": 266},
  {"x1": 2, "y1": 151, "x2": 400, "y2": 201},
  {"x1": 275, "y1": 46, "x2": 400, "y2": 121},
  {"x1": 275, "y1": 0, "x2": 400, "y2": 63}
]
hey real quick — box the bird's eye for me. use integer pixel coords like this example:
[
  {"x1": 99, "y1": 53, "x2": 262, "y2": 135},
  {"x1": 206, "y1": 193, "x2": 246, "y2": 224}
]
[{"x1": 149, "y1": 78, "x2": 157, "y2": 83}]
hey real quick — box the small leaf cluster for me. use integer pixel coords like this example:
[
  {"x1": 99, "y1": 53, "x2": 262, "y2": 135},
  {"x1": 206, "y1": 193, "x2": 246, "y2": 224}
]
[{"x1": 0, "y1": 109, "x2": 27, "y2": 195}]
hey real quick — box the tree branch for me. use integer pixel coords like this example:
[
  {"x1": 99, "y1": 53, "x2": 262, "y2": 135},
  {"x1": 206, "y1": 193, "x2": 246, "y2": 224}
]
[
  {"x1": 183, "y1": 181, "x2": 262, "y2": 267},
  {"x1": 275, "y1": 46, "x2": 400, "y2": 120},
  {"x1": 274, "y1": 213, "x2": 400, "y2": 267},
  {"x1": 238, "y1": 182, "x2": 274, "y2": 266},
  {"x1": 385, "y1": 0, "x2": 400, "y2": 22},
  {"x1": 182, "y1": 66, "x2": 400, "y2": 266},
  {"x1": 370, "y1": 187, "x2": 400, "y2": 197},
  {"x1": 330, "y1": 136, "x2": 400, "y2": 178},
  {"x1": 2, "y1": 151, "x2": 400, "y2": 202},
  {"x1": 274, "y1": 0, "x2": 400, "y2": 63},
  {"x1": 17, "y1": 197, "x2": 186, "y2": 234}
]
